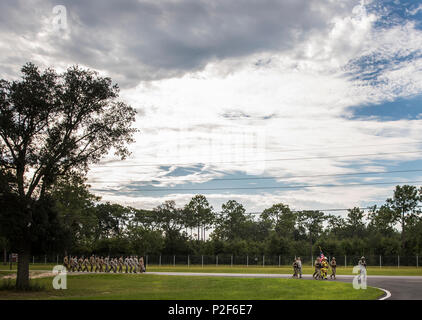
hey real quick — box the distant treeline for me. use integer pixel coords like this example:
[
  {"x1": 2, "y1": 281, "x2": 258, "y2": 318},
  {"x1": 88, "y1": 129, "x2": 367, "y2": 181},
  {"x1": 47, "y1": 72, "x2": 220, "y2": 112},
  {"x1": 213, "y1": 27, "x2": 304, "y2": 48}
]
[{"x1": 2, "y1": 180, "x2": 422, "y2": 258}]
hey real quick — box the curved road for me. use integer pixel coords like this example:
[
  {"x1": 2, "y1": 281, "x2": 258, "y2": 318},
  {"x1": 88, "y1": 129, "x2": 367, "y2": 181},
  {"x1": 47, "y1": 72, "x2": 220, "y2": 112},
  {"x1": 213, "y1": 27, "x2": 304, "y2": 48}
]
[{"x1": 147, "y1": 272, "x2": 422, "y2": 300}]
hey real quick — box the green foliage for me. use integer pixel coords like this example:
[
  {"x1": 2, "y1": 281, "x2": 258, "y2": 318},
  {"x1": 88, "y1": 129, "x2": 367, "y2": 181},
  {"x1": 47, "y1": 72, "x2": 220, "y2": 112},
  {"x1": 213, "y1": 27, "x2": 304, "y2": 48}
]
[
  {"x1": 184, "y1": 195, "x2": 215, "y2": 241},
  {"x1": 0, "y1": 62, "x2": 137, "y2": 288},
  {"x1": 213, "y1": 200, "x2": 248, "y2": 241},
  {"x1": 45, "y1": 186, "x2": 422, "y2": 257}
]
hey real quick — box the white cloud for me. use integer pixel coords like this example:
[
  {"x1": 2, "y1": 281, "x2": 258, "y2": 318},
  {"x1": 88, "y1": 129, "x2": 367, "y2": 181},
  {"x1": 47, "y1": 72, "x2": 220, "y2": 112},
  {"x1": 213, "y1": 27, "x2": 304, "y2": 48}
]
[
  {"x1": 2, "y1": 0, "x2": 422, "y2": 213},
  {"x1": 85, "y1": 1, "x2": 422, "y2": 212}
]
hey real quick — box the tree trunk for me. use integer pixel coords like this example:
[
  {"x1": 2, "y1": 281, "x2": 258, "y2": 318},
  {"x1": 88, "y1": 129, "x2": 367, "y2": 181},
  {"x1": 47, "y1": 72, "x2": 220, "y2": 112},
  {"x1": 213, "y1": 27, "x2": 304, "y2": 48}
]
[
  {"x1": 3, "y1": 247, "x2": 6, "y2": 265},
  {"x1": 16, "y1": 245, "x2": 30, "y2": 290},
  {"x1": 401, "y1": 210, "x2": 405, "y2": 253},
  {"x1": 310, "y1": 231, "x2": 312, "y2": 259}
]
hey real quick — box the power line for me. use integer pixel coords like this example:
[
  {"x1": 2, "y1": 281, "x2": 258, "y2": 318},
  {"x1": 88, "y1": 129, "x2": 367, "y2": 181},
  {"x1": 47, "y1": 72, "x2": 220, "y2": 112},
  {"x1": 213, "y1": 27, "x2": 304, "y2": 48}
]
[
  {"x1": 153, "y1": 140, "x2": 422, "y2": 158},
  {"x1": 92, "y1": 180, "x2": 422, "y2": 192},
  {"x1": 93, "y1": 150, "x2": 422, "y2": 168},
  {"x1": 87, "y1": 168, "x2": 422, "y2": 184},
  {"x1": 246, "y1": 140, "x2": 422, "y2": 154},
  {"x1": 247, "y1": 205, "x2": 422, "y2": 214}
]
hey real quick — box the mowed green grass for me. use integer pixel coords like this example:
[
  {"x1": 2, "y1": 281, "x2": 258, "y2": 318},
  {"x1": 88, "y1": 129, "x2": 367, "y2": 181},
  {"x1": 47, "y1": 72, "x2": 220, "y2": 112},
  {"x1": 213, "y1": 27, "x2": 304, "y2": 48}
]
[
  {"x1": 138, "y1": 265, "x2": 422, "y2": 276},
  {"x1": 1, "y1": 263, "x2": 422, "y2": 276},
  {"x1": 0, "y1": 274, "x2": 382, "y2": 300}
]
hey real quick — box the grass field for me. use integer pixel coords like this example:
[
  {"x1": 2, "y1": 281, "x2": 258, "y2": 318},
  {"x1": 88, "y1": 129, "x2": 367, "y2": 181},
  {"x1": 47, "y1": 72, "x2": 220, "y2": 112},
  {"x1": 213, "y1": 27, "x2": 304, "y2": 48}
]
[
  {"x1": 0, "y1": 273, "x2": 383, "y2": 300},
  {"x1": 145, "y1": 265, "x2": 422, "y2": 276},
  {"x1": 1, "y1": 263, "x2": 421, "y2": 276}
]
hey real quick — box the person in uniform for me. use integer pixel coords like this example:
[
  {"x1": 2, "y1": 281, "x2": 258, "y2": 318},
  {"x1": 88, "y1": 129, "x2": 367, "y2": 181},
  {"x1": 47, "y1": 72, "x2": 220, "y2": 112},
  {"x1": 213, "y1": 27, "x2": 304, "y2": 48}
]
[
  {"x1": 116, "y1": 256, "x2": 123, "y2": 273},
  {"x1": 330, "y1": 257, "x2": 337, "y2": 279},
  {"x1": 89, "y1": 255, "x2": 95, "y2": 272},
  {"x1": 358, "y1": 256, "x2": 367, "y2": 279},
  {"x1": 68, "y1": 256, "x2": 73, "y2": 272},
  {"x1": 114, "y1": 256, "x2": 123, "y2": 273},
  {"x1": 139, "y1": 256, "x2": 145, "y2": 273},
  {"x1": 129, "y1": 256, "x2": 135, "y2": 273},
  {"x1": 127, "y1": 256, "x2": 132, "y2": 273},
  {"x1": 313, "y1": 257, "x2": 321, "y2": 280},
  {"x1": 99, "y1": 256, "x2": 104, "y2": 272},
  {"x1": 358, "y1": 256, "x2": 367, "y2": 269},
  {"x1": 63, "y1": 256, "x2": 69, "y2": 271},
  {"x1": 297, "y1": 257, "x2": 302, "y2": 279},
  {"x1": 83, "y1": 256, "x2": 89, "y2": 272},
  {"x1": 133, "y1": 256, "x2": 139, "y2": 273},
  {"x1": 115, "y1": 258, "x2": 119, "y2": 273},
  {"x1": 104, "y1": 256, "x2": 109, "y2": 273},
  {"x1": 124, "y1": 256, "x2": 129, "y2": 273},
  {"x1": 95, "y1": 256, "x2": 99, "y2": 272},
  {"x1": 78, "y1": 256, "x2": 83, "y2": 272},
  {"x1": 72, "y1": 256, "x2": 78, "y2": 272},
  {"x1": 111, "y1": 258, "x2": 117, "y2": 273},
  {"x1": 292, "y1": 258, "x2": 298, "y2": 278},
  {"x1": 321, "y1": 257, "x2": 329, "y2": 280}
]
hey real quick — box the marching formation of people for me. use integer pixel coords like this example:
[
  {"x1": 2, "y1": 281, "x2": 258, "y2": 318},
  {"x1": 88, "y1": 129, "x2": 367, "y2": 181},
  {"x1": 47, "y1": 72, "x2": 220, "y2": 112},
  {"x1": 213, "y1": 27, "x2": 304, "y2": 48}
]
[{"x1": 63, "y1": 255, "x2": 146, "y2": 273}]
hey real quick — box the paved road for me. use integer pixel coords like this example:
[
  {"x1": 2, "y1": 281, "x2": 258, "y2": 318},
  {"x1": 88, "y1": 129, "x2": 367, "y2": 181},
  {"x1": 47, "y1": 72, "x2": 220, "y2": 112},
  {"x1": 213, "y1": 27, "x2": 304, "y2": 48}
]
[
  {"x1": 11, "y1": 269, "x2": 421, "y2": 300},
  {"x1": 147, "y1": 272, "x2": 422, "y2": 300}
]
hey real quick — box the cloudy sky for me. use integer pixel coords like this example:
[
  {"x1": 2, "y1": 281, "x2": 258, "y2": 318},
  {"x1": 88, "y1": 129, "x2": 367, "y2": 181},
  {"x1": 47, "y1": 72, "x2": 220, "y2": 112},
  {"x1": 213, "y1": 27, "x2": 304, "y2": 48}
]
[{"x1": 2, "y1": 0, "x2": 422, "y2": 215}]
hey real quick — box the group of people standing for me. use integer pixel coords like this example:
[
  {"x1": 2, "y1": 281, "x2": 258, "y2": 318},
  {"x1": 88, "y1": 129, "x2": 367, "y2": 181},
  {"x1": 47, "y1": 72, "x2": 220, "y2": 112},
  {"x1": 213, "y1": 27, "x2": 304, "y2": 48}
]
[
  {"x1": 310, "y1": 255, "x2": 367, "y2": 280},
  {"x1": 63, "y1": 255, "x2": 146, "y2": 273},
  {"x1": 313, "y1": 256, "x2": 337, "y2": 280},
  {"x1": 292, "y1": 256, "x2": 338, "y2": 280}
]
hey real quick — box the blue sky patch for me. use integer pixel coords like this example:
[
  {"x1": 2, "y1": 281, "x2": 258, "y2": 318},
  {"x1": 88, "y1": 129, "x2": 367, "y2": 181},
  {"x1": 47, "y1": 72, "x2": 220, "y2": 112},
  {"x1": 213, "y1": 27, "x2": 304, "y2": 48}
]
[{"x1": 347, "y1": 95, "x2": 422, "y2": 121}]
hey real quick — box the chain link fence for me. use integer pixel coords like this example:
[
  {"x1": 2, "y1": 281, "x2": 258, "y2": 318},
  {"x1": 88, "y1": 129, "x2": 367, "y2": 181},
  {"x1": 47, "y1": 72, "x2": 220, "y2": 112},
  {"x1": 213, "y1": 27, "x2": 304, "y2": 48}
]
[{"x1": 3, "y1": 254, "x2": 420, "y2": 267}]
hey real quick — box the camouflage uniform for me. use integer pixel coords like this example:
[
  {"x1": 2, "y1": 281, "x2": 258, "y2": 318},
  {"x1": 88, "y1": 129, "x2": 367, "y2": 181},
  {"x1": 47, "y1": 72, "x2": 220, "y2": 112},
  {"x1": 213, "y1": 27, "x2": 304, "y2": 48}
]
[
  {"x1": 330, "y1": 258, "x2": 337, "y2": 279},
  {"x1": 118, "y1": 257, "x2": 124, "y2": 273},
  {"x1": 99, "y1": 257, "x2": 104, "y2": 272},
  {"x1": 104, "y1": 257, "x2": 109, "y2": 272},
  {"x1": 63, "y1": 256, "x2": 69, "y2": 271},
  {"x1": 72, "y1": 257, "x2": 78, "y2": 272},
  {"x1": 313, "y1": 258, "x2": 321, "y2": 280},
  {"x1": 89, "y1": 255, "x2": 95, "y2": 272},
  {"x1": 83, "y1": 257, "x2": 89, "y2": 272},
  {"x1": 113, "y1": 258, "x2": 119, "y2": 273},
  {"x1": 68, "y1": 257, "x2": 74, "y2": 272},
  {"x1": 78, "y1": 257, "x2": 83, "y2": 272},
  {"x1": 95, "y1": 256, "x2": 100, "y2": 272},
  {"x1": 139, "y1": 256, "x2": 145, "y2": 273},
  {"x1": 358, "y1": 256, "x2": 367, "y2": 269},
  {"x1": 292, "y1": 259, "x2": 298, "y2": 278},
  {"x1": 133, "y1": 256, "x2": 139, "y2": 273},
  {"x1": 321, "y1": 258, "x2": 329, "y2": 279},
  {"x1": 297, "y1": 257, "x2": 302, "y2": 278}
]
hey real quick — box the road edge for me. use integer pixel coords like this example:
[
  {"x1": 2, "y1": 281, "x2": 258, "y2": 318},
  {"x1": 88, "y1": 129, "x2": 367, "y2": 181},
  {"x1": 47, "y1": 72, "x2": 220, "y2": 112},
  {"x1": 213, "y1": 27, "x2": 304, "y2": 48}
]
[{"x1": 374, "y1": 287, "x2": 392, "y2": 300}]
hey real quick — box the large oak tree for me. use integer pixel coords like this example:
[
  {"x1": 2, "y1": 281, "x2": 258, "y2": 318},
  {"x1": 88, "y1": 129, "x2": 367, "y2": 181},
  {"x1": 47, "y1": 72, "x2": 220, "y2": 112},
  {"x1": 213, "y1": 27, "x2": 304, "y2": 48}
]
[{"x1": 0, "y1": 63, "x2": 137, "y2": 289}]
